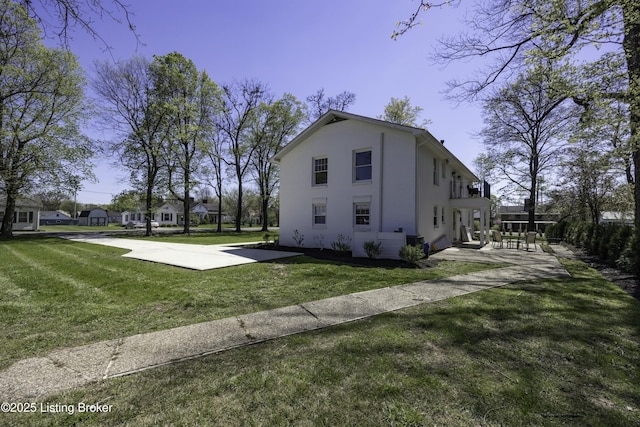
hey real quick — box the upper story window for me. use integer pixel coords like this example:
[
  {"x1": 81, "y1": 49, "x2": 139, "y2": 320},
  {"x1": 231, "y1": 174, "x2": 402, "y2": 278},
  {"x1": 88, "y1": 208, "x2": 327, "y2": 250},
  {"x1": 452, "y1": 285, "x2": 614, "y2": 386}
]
[
  {"x1": 313, "y1": 157, "x2": 328, "y2": 186},
  {"x1": 433, "y1": 158, "x2": 440, "y2": 186},
  {"x1": 354, "y1": 150, "x2": 372, "y2": 182}
]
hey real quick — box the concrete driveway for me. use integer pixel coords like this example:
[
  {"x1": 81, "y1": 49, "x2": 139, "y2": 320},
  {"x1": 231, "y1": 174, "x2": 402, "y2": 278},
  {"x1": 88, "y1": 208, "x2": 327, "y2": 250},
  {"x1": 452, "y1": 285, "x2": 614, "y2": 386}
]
[{"x1": 64, "y1": 235, "x2": 301, "y2": 270}]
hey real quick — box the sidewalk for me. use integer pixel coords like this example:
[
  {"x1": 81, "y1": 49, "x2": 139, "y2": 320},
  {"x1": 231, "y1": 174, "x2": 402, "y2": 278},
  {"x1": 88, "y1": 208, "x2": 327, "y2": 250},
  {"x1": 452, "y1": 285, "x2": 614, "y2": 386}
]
[{"x1": 0, "y1": 245, "x2": 571, "y2": 401}]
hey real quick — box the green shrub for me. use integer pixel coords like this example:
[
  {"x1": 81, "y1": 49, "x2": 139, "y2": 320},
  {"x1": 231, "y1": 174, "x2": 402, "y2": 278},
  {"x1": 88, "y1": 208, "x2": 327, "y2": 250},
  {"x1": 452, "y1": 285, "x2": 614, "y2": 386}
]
[
  {"x1": 363, "y1": 240, "x2": 383, "y2": 259},
  {"x1": 399, "y1": 244, "x2": 424, "y2": 265},
  {"x1": 608, "y1": 225, "x2": 632, "y2": 267},
  {"x1": 330, "y1": 234, "x2": 352, "y2": 255}
]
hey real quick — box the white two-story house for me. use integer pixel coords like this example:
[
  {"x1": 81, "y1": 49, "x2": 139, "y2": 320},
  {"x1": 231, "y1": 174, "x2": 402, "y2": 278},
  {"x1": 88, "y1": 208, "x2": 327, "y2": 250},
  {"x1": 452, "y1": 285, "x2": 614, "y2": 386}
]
[{"x1": 272, "y1": 110, "x2": 490, "y2": 259}]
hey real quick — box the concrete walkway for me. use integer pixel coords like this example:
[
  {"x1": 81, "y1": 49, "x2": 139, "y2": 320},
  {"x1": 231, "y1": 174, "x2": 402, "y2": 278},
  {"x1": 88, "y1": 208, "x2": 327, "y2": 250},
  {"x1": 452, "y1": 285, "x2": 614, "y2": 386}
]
[
  {"x1": 63, "y1": 235, "x2": 301, "y2": 270},
  {"x1": 0, "y1": 244, "x2": 571, "y2": 401}
]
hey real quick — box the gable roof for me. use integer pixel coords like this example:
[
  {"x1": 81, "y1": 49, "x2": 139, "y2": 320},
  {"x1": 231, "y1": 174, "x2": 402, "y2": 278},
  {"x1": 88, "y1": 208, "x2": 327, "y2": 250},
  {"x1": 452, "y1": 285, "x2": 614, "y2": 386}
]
[{"x1": 271, "y1": 110, "x2": 479, "y2": 181}]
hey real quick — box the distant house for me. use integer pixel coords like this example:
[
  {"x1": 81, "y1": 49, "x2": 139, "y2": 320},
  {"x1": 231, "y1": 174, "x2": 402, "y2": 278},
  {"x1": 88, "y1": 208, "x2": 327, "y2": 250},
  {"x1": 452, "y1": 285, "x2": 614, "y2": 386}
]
[
  {"x1": 202, "y1": 199, "x2": 222, "y2": 224},
  {"x1": 497, "y1": 205, "x2": 560, "y2": 233},
  {"x1": 39, "y1": 210, "x2": 75, "y2": 226},
  {"x1": 121, "y1": 210, "x2": 145, "y2": 224},
  {"x1": 189, "y1": 202, "x2": 209, "y2": 224},
  {"x1": 156, "y1": 202, "x2": 180, "y2": 226},
  {"x1": 107, "y1": 211, "x2": 122, "y2": 224},
  {"x1": 77, "y1": 208, "x2": 108, "y2": 226},
  {"x1": 600, "y1": 211, "x2": 634, "y2": 226},
  {"x1": 0, "y1": 196, "x2": 42, "y2": 231},
  {"x1": 272, "y1": 110, "x2": 491, "y2": 259}
]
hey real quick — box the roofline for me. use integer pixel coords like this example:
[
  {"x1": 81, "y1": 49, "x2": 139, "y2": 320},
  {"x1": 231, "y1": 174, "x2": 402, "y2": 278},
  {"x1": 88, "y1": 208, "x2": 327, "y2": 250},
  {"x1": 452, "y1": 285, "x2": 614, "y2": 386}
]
[
  {"x1": 271, "y1": 110, "x2": 426, "y2": 163},
  {"x1": 271, "y1": 109, "x2": 479, "y2": 181}
]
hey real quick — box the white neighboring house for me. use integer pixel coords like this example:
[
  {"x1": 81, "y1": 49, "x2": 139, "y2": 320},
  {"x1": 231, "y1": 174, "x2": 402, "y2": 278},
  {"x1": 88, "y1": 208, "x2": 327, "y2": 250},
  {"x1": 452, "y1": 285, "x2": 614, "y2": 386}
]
[
  {"x1": 271, "y1": 110, "x2": 491, "y2": 259},
  {"x1": 0, "y1": 196, "x2": 42, "y2": 231},
  {"x1": 123, "y1": 202, "x2": 180, "y2": 226},
  {"x1": 190, "y1": 202, "x2": 209, "y2": 224}
]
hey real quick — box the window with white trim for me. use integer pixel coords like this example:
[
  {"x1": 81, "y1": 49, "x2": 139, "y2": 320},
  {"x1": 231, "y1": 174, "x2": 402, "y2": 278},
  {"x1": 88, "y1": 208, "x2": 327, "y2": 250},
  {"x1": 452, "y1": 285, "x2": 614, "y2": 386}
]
[
  {"x1": 354, "y1": 203, "x2": 371, "y2": 226},
  {"x1": 313, "y1": 204, "x2": 326, "y2": 226},
  {"x1": 433, "y1": 206, "x2": 439, "y2": 228},
  {"x1": 441, "y1": 206, "x2": 445, "y2": 224},
  {"x1": 433, "y1": 158, "x2": 440, "y2": 186},
  {"x1": 162, "y1": 213, "x2": 173, "y2": 222},
  {"x1": 313, "y1": 157, "x2": 328, "y2": 186},
  {"x1": 354, "y1": 150, "x2": 372, "y2": 182}
]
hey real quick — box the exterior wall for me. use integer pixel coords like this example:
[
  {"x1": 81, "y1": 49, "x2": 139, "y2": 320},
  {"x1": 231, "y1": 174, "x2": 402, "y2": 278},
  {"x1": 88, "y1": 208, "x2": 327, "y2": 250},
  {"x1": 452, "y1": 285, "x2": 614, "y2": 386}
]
[
  {"x1": 39, "y1": 211, "x2": 74, "y2": 226},
  {"x1": 191, "y1": 204, "x2": 209, "y2": 222},
  {"x1": 11, "y1": 208, "x2": 40, "y2": 231},
  {"x1": 416, "y1": 142, "x2": 458, "y2": 244},
  {"x1": 279, "y1": 119, "x2": 416, "y2": 255},
  {"x1": 156, "y1": 204, "x2": 179, "y2": 225}
]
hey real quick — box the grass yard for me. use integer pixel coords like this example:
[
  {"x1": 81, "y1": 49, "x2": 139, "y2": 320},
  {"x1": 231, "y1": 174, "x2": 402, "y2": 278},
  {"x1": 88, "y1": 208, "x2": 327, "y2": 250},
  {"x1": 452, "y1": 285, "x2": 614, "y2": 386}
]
[
  {"x1": 3, "y1": 258, "x2": 639, "y2": 426},
  {"x1": 0, "y1": 236, "x2": 495, "y2": 370},
  {"x1": 124, "y1": 230, "x2": 278, "y2": 245},
  {"x1": 37, "y1": 225, "x2": 124, "y2": 232}
]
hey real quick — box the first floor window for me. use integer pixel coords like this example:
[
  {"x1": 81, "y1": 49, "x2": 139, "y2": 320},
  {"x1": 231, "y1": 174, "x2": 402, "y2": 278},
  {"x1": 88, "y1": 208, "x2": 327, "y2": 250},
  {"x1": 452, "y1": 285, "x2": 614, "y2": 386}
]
[
  {"x1": 434, "y1": 206, "x2": 439, "y2": 228},
  {"x1": 313, "y1": 204, "x2": 326, "y2": 226},
  {"x1": 441, "y1": 207, "x2": 445, "y2": 224},
  {"x1": 17, "y1": 211, "x2": 28, "y2": 223},
  {"x1": 355, "y1": 203, "x2": 370, "y2": 226},
  {"x1": 162, "y1": 213, "x2": 173, "y2": 222}
]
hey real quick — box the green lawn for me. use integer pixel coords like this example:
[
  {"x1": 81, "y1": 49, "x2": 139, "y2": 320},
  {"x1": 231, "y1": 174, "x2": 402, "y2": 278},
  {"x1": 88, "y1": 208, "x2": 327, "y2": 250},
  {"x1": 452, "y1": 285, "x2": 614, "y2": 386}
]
[
  {"x1": 0, "y1": 236, "x2": 495, "y2": 370},
  {"x1": 3, "y1": 258, "x2": 639, "y2": 426},
  {"x1": 37, "y1": 225, "x2": 123, "y2": 232},
  {"x1": 125, "y1": 230, "x2": 278, "y2": 244}
]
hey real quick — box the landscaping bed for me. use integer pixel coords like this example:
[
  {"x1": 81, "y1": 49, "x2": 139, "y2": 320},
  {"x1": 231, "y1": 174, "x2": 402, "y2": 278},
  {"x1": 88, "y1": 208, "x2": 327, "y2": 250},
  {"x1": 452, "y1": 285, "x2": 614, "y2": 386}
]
[{"x1": 259, "y1": 244, "x2": 440, "y2": 269}]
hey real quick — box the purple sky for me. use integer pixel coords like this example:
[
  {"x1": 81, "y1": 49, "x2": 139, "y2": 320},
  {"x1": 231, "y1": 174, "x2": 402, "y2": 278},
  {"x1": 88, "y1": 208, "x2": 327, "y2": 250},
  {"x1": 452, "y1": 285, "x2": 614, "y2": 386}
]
[{"x1": 62, "y1": 1, "x2": 486, "y2": 204}]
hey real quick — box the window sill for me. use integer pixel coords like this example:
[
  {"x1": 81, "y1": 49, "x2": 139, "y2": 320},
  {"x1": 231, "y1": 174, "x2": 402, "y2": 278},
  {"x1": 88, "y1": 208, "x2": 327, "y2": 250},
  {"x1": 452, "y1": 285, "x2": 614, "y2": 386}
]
[{"x1": 352, "y1": 180, "x2": 372, "y2": 186}]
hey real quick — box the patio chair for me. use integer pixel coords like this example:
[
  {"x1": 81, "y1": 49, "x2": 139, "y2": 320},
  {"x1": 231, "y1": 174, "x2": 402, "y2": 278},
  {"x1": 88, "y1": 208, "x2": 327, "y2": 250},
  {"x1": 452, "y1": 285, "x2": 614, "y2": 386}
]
[
  {"x1": 524, "y1": 231, "x2": 537, "y2": 251},
  {"x1": 491, "y1": 230, "x2": 504, "y2": 248}
]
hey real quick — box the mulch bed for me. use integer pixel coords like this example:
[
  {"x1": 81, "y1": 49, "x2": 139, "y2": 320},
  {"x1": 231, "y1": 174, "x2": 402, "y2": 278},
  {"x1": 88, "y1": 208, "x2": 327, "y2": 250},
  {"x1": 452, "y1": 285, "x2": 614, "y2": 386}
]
[{"x1": 258, "y1": 244, "x2": 440, "y2": 269}]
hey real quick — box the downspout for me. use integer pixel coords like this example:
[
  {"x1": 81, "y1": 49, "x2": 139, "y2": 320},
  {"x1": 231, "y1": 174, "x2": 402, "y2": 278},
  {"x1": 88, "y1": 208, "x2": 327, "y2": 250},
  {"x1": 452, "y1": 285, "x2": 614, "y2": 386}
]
[{"x1": 379, "y1": 132, "x2": 384, "y2": 232}]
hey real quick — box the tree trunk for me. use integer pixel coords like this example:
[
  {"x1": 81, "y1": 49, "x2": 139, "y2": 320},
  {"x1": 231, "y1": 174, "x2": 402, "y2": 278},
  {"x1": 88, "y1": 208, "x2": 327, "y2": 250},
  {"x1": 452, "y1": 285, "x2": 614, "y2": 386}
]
[
  {"x1": 235, "y1": 179, "x2": 243, "y2": 232},
  {"x1": 145, "y1": 174, "x2": 154, "y2": 237},
  {"x1": 261, "y1": 196, "x2": 269, "y2": 232},
  {"x1": 623, "y1": 0, "x2": 640, "y2": 228},
  {"x1": 216, "y1": 195, "x2": 222, "y2": 232},
  {"x1": 0, "y1": 192, "x2": 16, "y2": 239}
]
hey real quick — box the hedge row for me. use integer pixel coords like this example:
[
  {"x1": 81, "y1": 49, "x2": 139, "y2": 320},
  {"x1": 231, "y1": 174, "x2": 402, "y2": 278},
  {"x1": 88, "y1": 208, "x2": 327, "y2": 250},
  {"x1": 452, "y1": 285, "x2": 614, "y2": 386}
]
[{"x1": 546, "y1": 221, "x2": 640, "y2": 276}]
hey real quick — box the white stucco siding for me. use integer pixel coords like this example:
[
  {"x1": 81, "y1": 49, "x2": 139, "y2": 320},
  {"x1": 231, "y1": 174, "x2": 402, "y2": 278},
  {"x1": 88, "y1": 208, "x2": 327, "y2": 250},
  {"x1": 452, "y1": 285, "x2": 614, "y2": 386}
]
[
  {"x1": 278, "y1": 119, "x2": 417, "y2": 249},
  {"x1": 379, "y1": 130, "x2": 417, "y2": 235},
  {"x1": 416, "y1": 142, "x2": 454, "y2": 244}
]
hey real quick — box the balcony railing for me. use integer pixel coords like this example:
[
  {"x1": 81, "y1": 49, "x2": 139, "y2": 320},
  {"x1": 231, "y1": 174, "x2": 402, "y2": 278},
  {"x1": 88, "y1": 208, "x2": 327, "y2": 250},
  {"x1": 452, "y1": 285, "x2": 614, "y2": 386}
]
[{"x1": 450, "y1": 180, "x2": 491, "y2": 200}]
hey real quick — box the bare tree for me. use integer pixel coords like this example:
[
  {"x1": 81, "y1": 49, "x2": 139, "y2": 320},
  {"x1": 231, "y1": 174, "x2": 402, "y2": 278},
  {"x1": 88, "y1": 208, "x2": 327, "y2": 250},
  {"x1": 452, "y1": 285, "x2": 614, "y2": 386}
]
[
  {"x1": 306, "y1": 88, "x2": 356, "y2": 122},
  {"x1": 250, "y1": 93, "x2": 305, "y2": 231},
  {"x1": 20, "y1": 0, "x2": 139, "y2": 49},
  {"x1": 93, "y1": 56, "x2": 168, "y2": 236},
  {"x1": 217, "y1": 80, "x2": 270, "y2": 232},
  {"x1": 395, "y1": 0, "x2": 640, "y2": 229},
  {"x1": 478, "y1": 64, "x2": 578, "y2": 230},
  {"x1": 203, "y1": 123, "x2": 227, "y2": 232}
]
